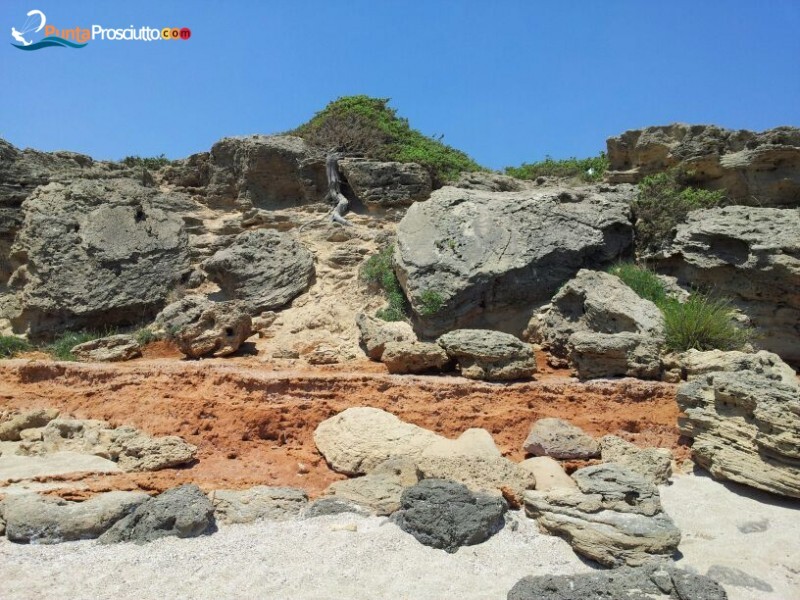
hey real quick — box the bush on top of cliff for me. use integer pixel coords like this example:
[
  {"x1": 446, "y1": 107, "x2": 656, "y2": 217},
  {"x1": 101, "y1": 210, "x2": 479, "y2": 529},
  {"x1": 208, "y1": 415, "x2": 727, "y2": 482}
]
[
  {"x1": 632, "y1": 170, "x2": 726, "y2": 256},
  {"x1": 505, "y1": 153, "x2": 608, "y2": 182},
  {"x1": 293, "y1": 95, "x2": 481, "y2": 186}
]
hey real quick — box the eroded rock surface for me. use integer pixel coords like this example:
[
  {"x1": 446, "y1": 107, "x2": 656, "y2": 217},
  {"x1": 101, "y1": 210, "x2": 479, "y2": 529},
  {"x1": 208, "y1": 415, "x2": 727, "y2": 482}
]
[
  {"x1": 356, "y1": 313, "x2": 417, "y2": 361},
  {"x1": 522, "y1": 417, "x2": 599, "y2": 459},
  {"x1": 437, "y1": 329, "x2": 535, "y2": 381},
  {"x1": 339, "y1": 159, "x2": 431, "y2": 209},
  {"x1": 210, "y1": 487, "x2": 308, "y2": 524},
  {"x1": 71, "y1": 334, "x2": 142, "y2": 362}
]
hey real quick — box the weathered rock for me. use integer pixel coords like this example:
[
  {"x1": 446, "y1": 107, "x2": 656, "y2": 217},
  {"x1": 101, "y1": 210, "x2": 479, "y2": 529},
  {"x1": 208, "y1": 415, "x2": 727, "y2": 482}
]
[
  {"x1": 392, "y1": 479, "x2": 507, "y2": 553},
  {"x1": 524, "y1": 464, "x2": 681, "y2": 566},
  {"x1": 202, "y1": 229, "x2": 314, "y2": 313},
  {"x1": 303, "y1": 497, "x2": 372, "y2": 519},
  {"x1": 508, "y1": 563, "x2": 728, "y2": 600},
  {"x1": 527, "y1": 269, "x2": 664, "y2": 379},
  {"x1": 0, "y1": 408, "x2": 59, "y2": 441},
  {"x1": 677, "y1": 371, "x2": 800, "y2": 498},
  {"x1": 323, "y1": 458, "x2": 421, "y2": 515},
  {"x1": 437, "y1": 329, "x2": 536, "y2": 381},
  {"x1": 201, "y1": 135, "x2": 327, "y2": 209},
  {"x1": 656, "y1": 206, "x2": 800, "y2": 365},
  {"x1": 416, "y1": 429, "x2": 536, "y2": 502},
  {"x1": 454, "y1": 171, "x2": 529, "y2": 192},
  {"x1": 313, "y1": 407, "x2": 441, "y2": 476},
  {"x1": 522, "y1": 418, "x2": 599, "y2": 459},
  {"x1": 355, "y1": 313, "x2": 417, "y2": 360},
  {"x1": 606, "y1": 123, "x2": 800, "y2": 207},
  {"x1": 4, "y1": 179, "x2": 191, "y2": 335},
  {"x1": 2, "y1": 491, "x2": 149, "y2": 544},
  {"x1": 519, "y1": 457, "x2": 577, "y2": 491},
  {"x1": 394, "y1": 185, "x2": 634, "y2": 336},
  {"x1": 678, "y1": 349, "x2": 797, "y2": 383},
  {"x1": 600, "y1": 435, "x2": 673, "y2": 484},
  {"x1": 380, "y1": 341, "x2": 449, "y2": 374},
  {"x1": 99, "y1": 484, "x2": 215, "y2": 544},
  {"x1": 339, "y1": 159, "x2": 432, "y2": 209},
  {"x1": 157, "y1": 295, "x2": 252, "y2": 358},
  {"x1": 210, "y1": 487, "x2": 308, "y2": 524},
  {"x1": 71, "y1": 334, "x2": 141, "y2": 362},
  {"x1": 0, "y1": 451, "x2": 121, "y2": 480}
]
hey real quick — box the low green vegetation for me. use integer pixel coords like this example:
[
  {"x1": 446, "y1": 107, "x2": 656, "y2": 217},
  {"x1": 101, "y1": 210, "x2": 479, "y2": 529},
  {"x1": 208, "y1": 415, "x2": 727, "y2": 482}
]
[
  {"x1": 134, "y1": 328, "x2": 158, "y2": 346},
  {"x1": 632, "y1": 170, "x2": 726, "y2": 255},
  {"x1": 293, "y1": 95, "x2": 481, "y2": 186},
  {"x1": 609, "y1": 262, "x2": 750, "y2": 352},
  {"x1": 361, "y1": 245, "x2": 408, "y2": 322},
  {"x1": 505, "y1": 152, "x2": 608, "y2": 182},
  {"x1": 418, "y1": 290, "x2": 444, "y2": 317},
  {"x1": 44, "y1": 330, "x2": 115, "y2": 361},
  {"x1": 121, "y1": 154, "x2": 171, "y2": 170},
  {"x1": 0, "y1": 335, "x2": 31, "y2": 358}
]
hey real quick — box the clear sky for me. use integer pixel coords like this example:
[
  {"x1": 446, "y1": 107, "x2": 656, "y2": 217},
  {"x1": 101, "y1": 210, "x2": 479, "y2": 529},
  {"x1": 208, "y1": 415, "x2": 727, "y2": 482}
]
[{"x1": 2, "y1": 1, "x2": 799, "y2": 170}]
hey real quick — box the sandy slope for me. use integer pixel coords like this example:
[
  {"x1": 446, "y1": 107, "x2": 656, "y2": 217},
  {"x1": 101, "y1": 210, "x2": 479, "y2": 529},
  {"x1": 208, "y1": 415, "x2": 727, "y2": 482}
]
[{"x1": 1, "y1": 473, "x2": 797, "y2": 600}]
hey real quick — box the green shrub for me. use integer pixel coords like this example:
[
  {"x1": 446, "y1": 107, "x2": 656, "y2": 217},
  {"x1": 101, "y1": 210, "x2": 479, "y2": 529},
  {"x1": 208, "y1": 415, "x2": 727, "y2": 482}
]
[
  {"x1": 45, "y1": 330, "x2": 114, "y2": 361},
  {"x1": 632, "y1": 171, "x2": 725, "y2": 255},
  {"x1": 661, "y1": 295, "x2": 750, "y2": 352},
  {"x1": 418, "y1": 290, "x2": 444, "y2": 317},
  {"x1": 505, "y1": 153, "x2": 608, "y2": 182},
  {"x1": 0, "y1": 336, "x2": 31, "y2": 358},
  {"x1": 607, "y1": 262, "x2": 668, "y2": 306},
  {"x1": 134, "y1": 328, "x2": 158, "y2": 346},
  {"x1": 361, "y1": 245, "x2": 408, "y2": 322},
  {"x1": 293, "y1": 95, "x2": 481, "y2": 186},
  {"x1": 121, "y1": 154, "x2": 171, "y2": 170}
]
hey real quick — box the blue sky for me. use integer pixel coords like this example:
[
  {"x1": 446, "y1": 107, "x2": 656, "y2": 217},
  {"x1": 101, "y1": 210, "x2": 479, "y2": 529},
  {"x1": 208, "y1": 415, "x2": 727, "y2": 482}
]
[{"x1": 2, "y1": 1, "x2": 799, "y2": 170}]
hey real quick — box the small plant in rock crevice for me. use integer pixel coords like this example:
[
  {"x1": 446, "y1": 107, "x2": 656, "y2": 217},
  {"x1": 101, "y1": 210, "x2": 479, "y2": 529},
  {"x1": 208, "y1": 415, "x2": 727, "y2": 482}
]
[
  {"x1": 360, "y1": 245, "x2": 409, "y2": 322},
  {"x1": 418, "y1": 290, "x2": 445, "y2": 317}
]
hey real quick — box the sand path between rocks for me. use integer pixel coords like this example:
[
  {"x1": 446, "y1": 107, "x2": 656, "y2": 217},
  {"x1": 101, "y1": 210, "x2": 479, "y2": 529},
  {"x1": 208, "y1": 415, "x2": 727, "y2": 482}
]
[{"x1": 0, "y1": 473, "x2": 798, "y2": 600}]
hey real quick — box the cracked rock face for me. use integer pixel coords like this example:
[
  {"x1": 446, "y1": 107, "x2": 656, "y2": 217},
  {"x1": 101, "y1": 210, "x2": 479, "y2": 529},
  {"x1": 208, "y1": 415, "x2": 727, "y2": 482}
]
[
  {"x1": 677, "y1": 370, "x2": 800, "y2": 498},
  {"x1": 394, "y1": 185, "x2": 634, "y2": 337},
  {"x1": 339, "y1": 159, "x2": 432, "y2": 210}
]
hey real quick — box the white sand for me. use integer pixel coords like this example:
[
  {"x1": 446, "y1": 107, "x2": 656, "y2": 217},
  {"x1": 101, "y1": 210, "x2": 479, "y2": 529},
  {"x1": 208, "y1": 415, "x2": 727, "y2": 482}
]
[{"x1": 0, "y1": 473, "x2": 798, "y2": 600}]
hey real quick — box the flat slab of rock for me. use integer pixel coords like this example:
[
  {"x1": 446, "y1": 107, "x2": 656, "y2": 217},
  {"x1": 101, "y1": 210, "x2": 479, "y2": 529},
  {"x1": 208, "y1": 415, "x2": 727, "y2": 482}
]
[
  {"x1": 508, "y1": 562, "x2": 728, "y2": 600},
  {"x1": 677, "y1": 371, "x2": 800, "y2": 498},
  {"x1": 2, "y1": 491, "x2": 149, "y2": 544},
  {"x1": 522, "y1": 418, "x2": 599, "y2": 459},
  {"x1": 0, "y1": 451, "x2": 121, "y2": 481},
  {"x1": 99, "y1": 484, "x2": 215, "y2": 544},
  {"x1": 678, "y1": 349, "x2": 797, "y2": 384},
  {"x1": 437, "y1": 329, "x2": 536, "y2": 381},
  {"x1": 211, "y1": 486, "x2": 308, "y2": 524},
  {"x1": 71, "y1": 334, "x2": 141, "y2": 362},
  {"x1": 392, "y1": 479, "x2": 507, "y2": 553}
]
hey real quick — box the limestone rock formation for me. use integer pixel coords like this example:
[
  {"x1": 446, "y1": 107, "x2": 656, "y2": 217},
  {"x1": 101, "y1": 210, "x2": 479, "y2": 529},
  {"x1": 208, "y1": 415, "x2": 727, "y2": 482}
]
[
  {"x1": 2, "y1": 491, "x2": 149, "y2": 544},
  {"x1": 99, "y1": 484, "x2": 215, "y2": 544},
  {"x1": 508, "y1": 563, "x2": 728, "y2": 600},
  {"x1": 157, "y1": 295, "x2": 252, "y2": 358},
  {"x1": 519, "y1": 457, "x2": 577, "y2": 492},
  {"x1": 656, "y1": 206, "x2": 800, "y2": 365},
  {"x1": 210, "y1": 487, "x2": 308, "y2": 524},
  {"x1": 323, "y1": 458, "x2": 421, "y2": 515},
  {"x1": 380, "y1": 341, "x2": 449, "y2": 374},
  {"x1": 437, "y1": 329, "x2": 536, "y2": 381},
  {"x1": 71, "y1": 334, "x2": 142, "y2": 362},
  {"x1": 355, "y1": 313, "x2": 417, "y2": 360},
  {"x1": 524, "y1": 464, "x2": 681, "y2": 566},
  {"x1": 606, "y1": 123, "x2": 800, "y2": 207},
  {"x1": 4, "y1": 179, "x2": 191, "y2": 335},
  {"x1": 0, "y1": 408, "x2": 59, "y2": 441},
  {"x1": 599, "y1": 435, "x2": 673, "y2": 485},
  {"x1": 202, "y1": 229, "x2": 314, "y2": 313},
  {"x1": 454, "y1": 171, "x2": 530, "y2": 192},
  {"x1": 392, "y1": 479, "x2": 507, "y2": 553},
  {"x1": 522, "y1": 418, "x2": 599, "y2": 459},
  {"x1": 678, "y1": 349, "x2": 797, "y2": 383},
  {"x1": 527, "y1": 269, "x2": 664, "y2": 379},
  {"x1": 339, "y1": 159, "x2": 432, "y2": 209},
  {"x1": 677, "y1": 371, "x2": 800, "y2": 498},
  {"x1": 394, "y1": 185, "x2": 634, "y2": 336}
]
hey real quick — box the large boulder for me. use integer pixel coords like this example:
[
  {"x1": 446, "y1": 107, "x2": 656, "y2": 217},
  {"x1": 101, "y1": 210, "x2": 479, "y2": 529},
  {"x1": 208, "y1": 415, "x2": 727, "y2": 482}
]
[
  {"x1": 656, "y1": 206, "x2": 800, "y2": 365},
  {"x1": 2, "y1": 491, "x2": 149, "y2": 544},
  {"x1": 391, "y1": 479, "x2": 507, "y2": 553},
  {"x1": 202, "y1": 229, "x2": 314, "y2": 313},
  {"x1": 3, "y1": 179, "x2": 191, "y2": 335},
  {"x1": 381, "y1": 341, "x2": 449, "y2": 374},
  {"x1": 355, "y1": 312, "x2": 417, "y2": 360},
  {"x1": 210, "y1": 487, "x2": 308, "y2": 524},
  {"x1": 71, "y1": 334, "x2": 142, "y2": 362},
  {"x1": 508, "y1": 563, "x2": 728, "y2": 600},
  {"x1": 522, "y1": 418, "x2": 599, "y2": 459},
  {"x1": 524, "y1": 464, "x2": 681, "y2": 566},
  {"x1": 606, "y1": 123, "x2": 800, "y2": 207},
  {"x1": 527, "y1": 269, "x2": 664, "y2": 379},
  {"x1": 157, "y1": 295, "x2": 252, "y2": 358},
  {"x1": 339, "y1": 159, "x2": 432, "y2": 209},
  {"x1": 678, "y1": 349, "x2": 797, "y2": 383},
  {"x1": 677, "y1": 371, "x2": 800, "y2": 498},
  {"x1": 323, "y1": 458, "x2": 421, "y2": 516},
  {"x1": 394, "y1": 185, "x2": 634, "y2": 336},
  {"x1": 98, "y1": 484, "x2": 215, "y2": 544},
  {"x1": 599, "y1": 435, "x2": 673, "y2": 485},
  {"x1": 437, "y1": 329, "x2": 536, "y2": 381}
]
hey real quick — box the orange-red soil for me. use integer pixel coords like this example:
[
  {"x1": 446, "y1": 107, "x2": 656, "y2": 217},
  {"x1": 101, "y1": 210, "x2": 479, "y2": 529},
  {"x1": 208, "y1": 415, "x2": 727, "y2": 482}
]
[{"x1": 0, "y1": 356, "x2": 687, "y2": 499}]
